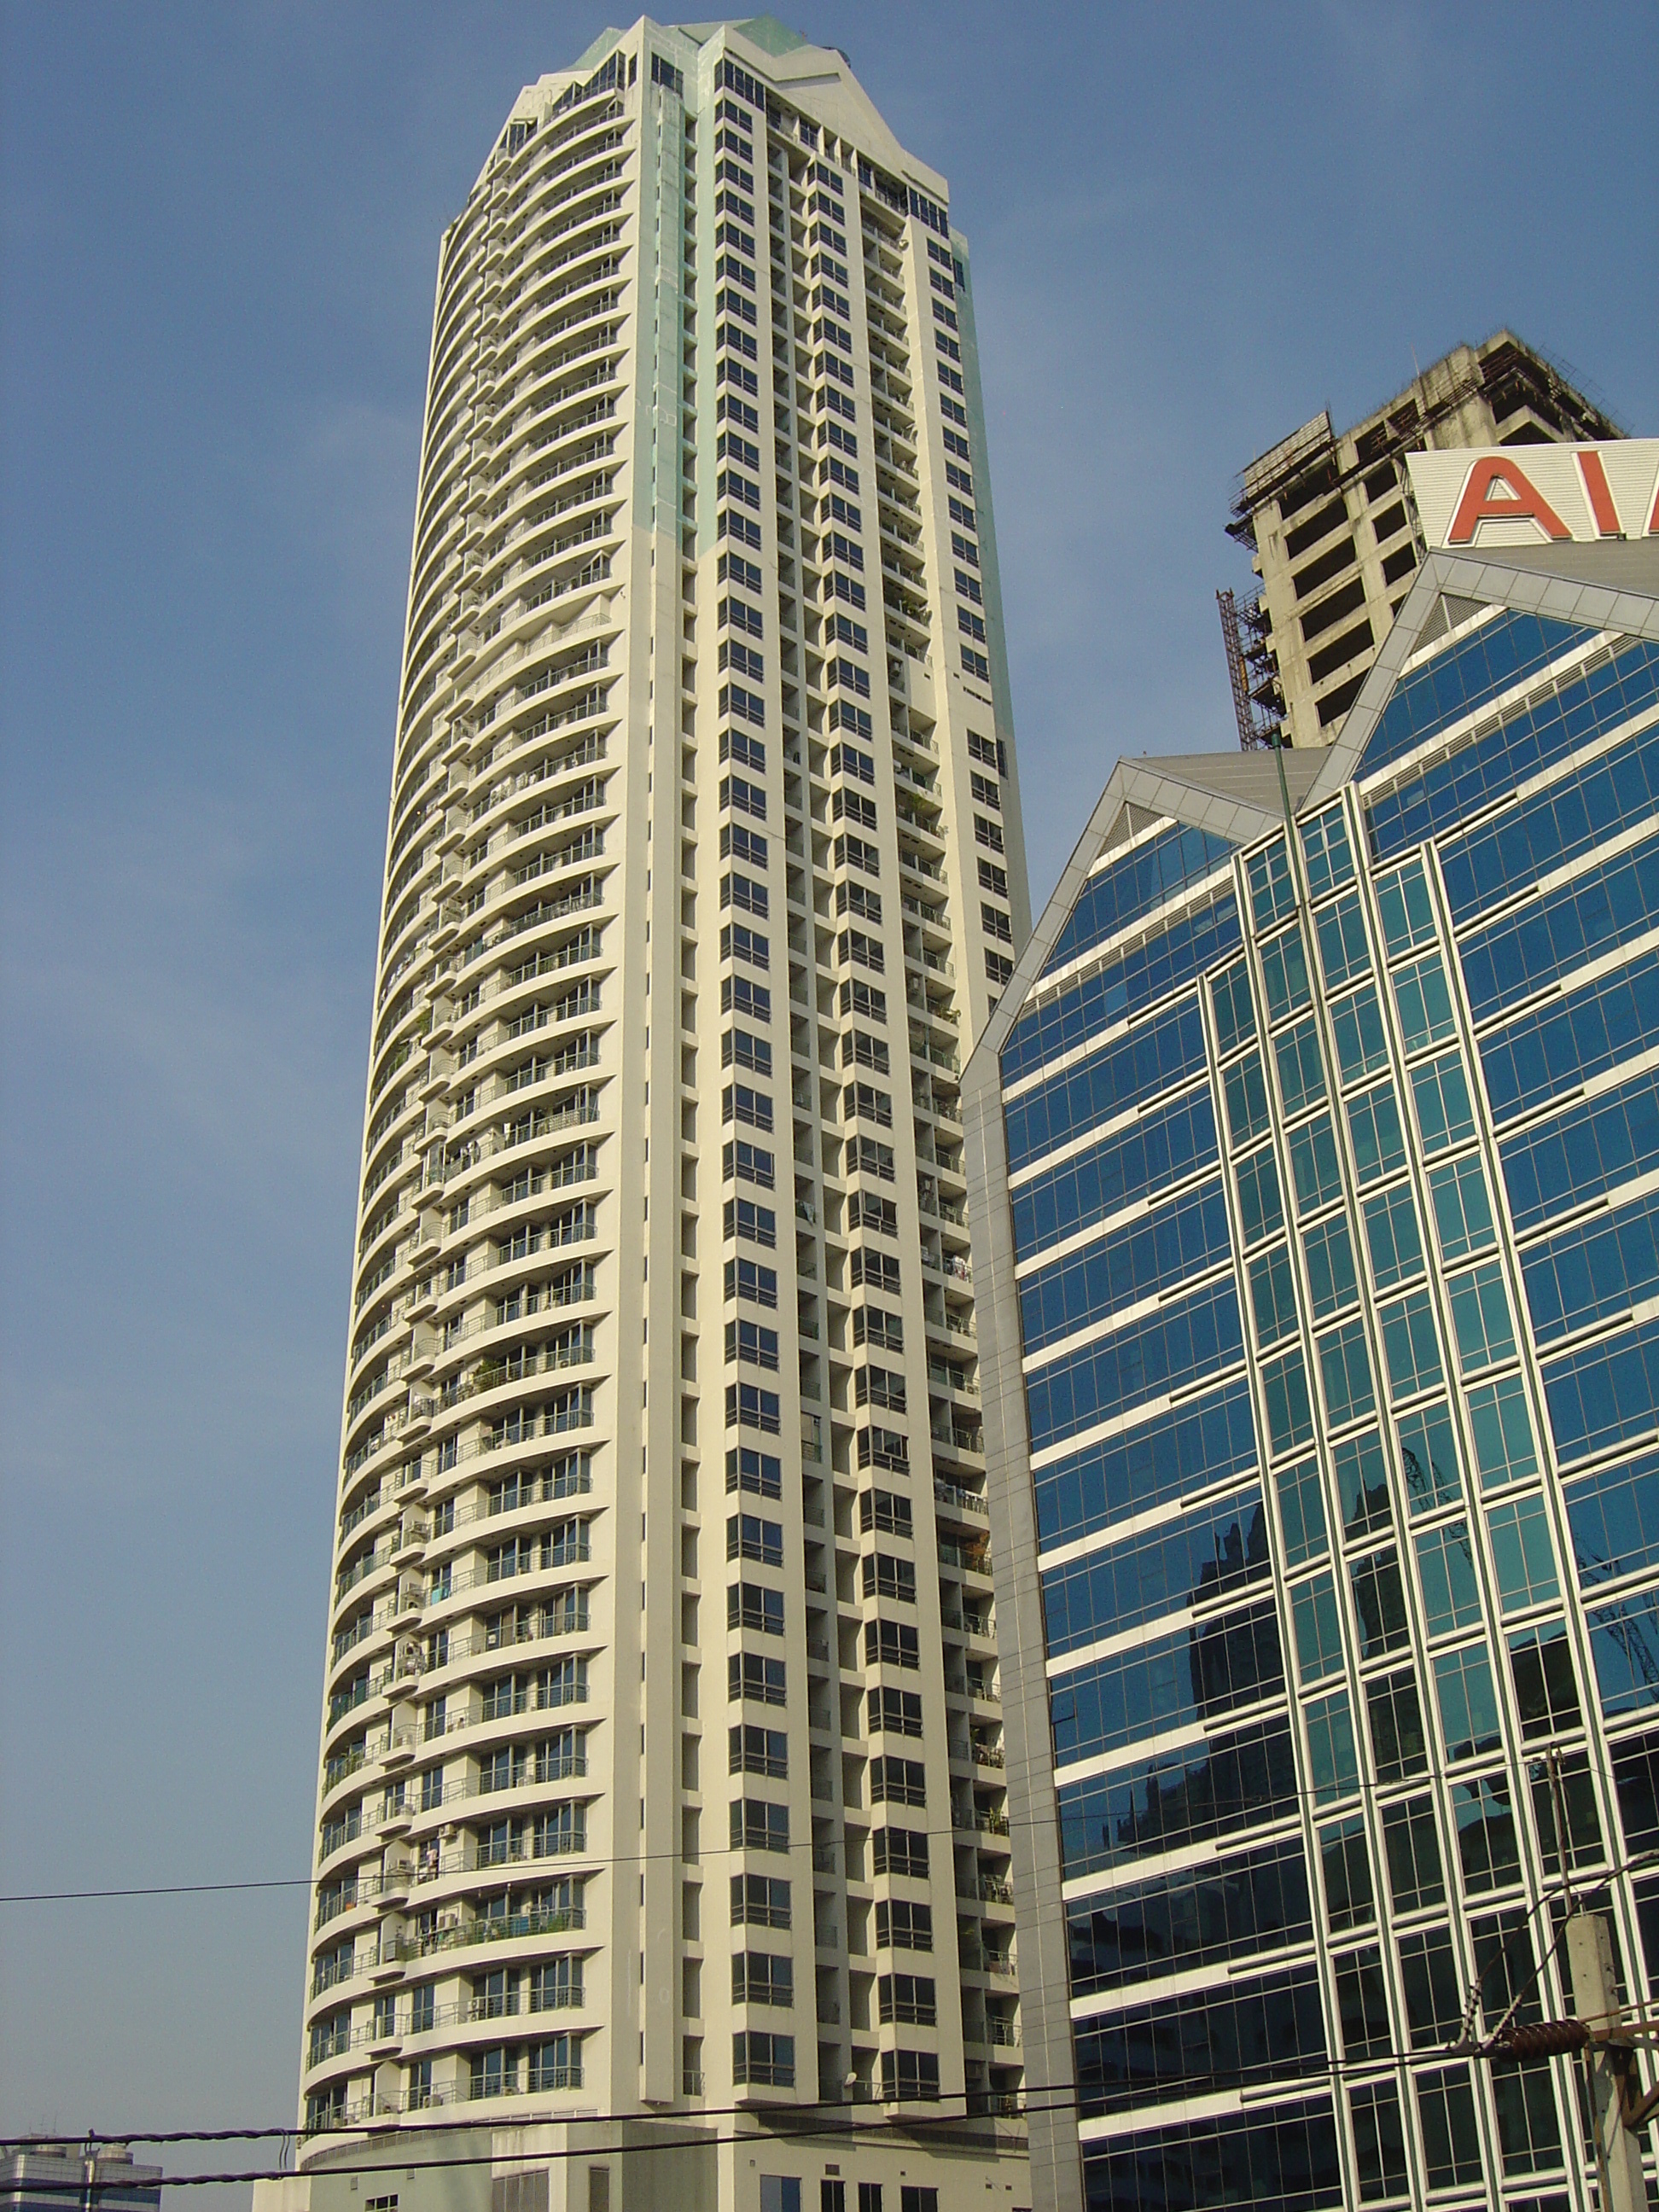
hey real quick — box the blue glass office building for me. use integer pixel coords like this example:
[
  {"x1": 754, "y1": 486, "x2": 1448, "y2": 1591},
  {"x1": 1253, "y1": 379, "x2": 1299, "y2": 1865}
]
[{"x1": 963, "y1": 517, "x2": 1659, "y2": 2212}]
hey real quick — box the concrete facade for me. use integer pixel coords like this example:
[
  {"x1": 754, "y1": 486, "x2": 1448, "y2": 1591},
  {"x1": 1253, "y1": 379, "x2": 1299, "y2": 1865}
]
[
  {"x1": 270, "y1": 19, "x2": 1031, "y2": 2212},
  {"x1": 1229, "y1": 334, "x2": 1621, "y2": 750},
  {"x1": 967, "y1": 517, "x2": 1659, "y2": 2209}
]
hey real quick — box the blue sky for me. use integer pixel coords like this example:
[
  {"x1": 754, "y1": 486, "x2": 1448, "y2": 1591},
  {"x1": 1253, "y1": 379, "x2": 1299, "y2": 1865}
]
[{"x1": 1, "y1": 0, "x2": 1654, "y2": 2182}]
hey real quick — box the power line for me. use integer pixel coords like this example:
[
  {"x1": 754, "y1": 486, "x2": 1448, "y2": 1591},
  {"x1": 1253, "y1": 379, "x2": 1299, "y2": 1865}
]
[
  {"x1": 3, "y1": 2098, "x2": 1074, "y2": 2195},
  {"x1": 0, "y1": 2081, "x2": 1461, "y2": 2194},
  {"x1": 9, "y1": 2035, "x2": 1621, "y2": 2197},
  {"x1": 6, "y1": 1756, "x2": 1655, "y2": 1907},
  {"x1": 0, "y1": 1878, "x2": 312, "y2": 1905},
  {"x1": 4, "y1": 2012, "x2": 1606, "y2": 2175},
  {"x1": 3, "y1": 2094, "x2": 1036, "y2": 2153},
  {"x1": 11, "y1": 1837, "x2": 1634, "y2": 2167}
]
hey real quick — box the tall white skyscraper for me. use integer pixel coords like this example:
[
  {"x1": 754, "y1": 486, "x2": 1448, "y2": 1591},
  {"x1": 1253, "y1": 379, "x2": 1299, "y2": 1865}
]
[{"x1": 277, "y1": 18, "x2": 1031, "y2": 2212}]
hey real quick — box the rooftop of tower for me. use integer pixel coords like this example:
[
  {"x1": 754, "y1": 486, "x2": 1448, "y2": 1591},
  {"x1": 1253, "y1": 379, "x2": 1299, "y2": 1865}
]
[
  {"x1": 1231, "y1": 327, "x2": 1626, "y2": 535},
  {"x1": 493, "y1": 14, "x2": 949, "y2": 206}
]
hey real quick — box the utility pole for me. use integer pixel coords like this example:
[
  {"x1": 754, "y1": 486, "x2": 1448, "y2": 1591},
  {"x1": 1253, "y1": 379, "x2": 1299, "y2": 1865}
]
[
  {"x1": 1490, "y1": 1907, "x2": 1651, "y2": 2212},
  {"x1": 1565, "y1": 1912, "x2": 1648, "y2": 2212}
]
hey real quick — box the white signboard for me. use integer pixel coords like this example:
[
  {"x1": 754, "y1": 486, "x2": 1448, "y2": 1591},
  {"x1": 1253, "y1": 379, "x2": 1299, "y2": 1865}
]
[{"x1": 1407, "y1": 439, "x2": 1659, "y2": 550}]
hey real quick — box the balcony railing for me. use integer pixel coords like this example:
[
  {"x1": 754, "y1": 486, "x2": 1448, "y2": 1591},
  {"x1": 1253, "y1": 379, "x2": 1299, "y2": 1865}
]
[{"x1": 377, "y1": 1903, "x2": 586, "y2": 1964}]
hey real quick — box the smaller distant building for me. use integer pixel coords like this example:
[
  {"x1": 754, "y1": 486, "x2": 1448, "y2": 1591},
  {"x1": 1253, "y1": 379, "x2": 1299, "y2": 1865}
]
[
  {"x1": 2, "y1": 2147, "x2": 162, "y2": 2212},
  {"x1": 1222, "y1": 332, "x2": 1621, "y2": 750}
]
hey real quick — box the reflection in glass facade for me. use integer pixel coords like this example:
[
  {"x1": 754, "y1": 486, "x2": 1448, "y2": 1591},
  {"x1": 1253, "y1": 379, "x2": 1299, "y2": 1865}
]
[{"x1": 966, "y1": 541, "x2": 1659, "y2": 2212}]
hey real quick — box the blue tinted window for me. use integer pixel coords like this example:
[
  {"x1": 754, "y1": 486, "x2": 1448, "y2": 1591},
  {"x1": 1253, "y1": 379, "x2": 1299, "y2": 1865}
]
[
  {"x1": 1448, "y1": 1261, "x2": 1516, "y2": 1374},
  {"x1": 1487, "y1": 1495, "x2": 1558, "y2": 1612},
  {"x1": 1545, "y1": 1315, "x2": 1659, "y2": 1466},
  {"x1": 1501, "y1": 1064, "x2": 1659, "y2": 1231},
  {"x1": 1019, "y1": 1181, "x2": 1232, "y2": 1354},
  {"x1": 1074, "y1": 1962, "x2": 1324, "y2": 2117},
  {"x1": 1235, "y1": 1146, "x2": 1284, "y2": 1246},
  {"x1": 1368, "y1": 637, "x2": 1659, "y2": 859},
  {"x1": 1410, "y1": 1051, "x2": 1476, "y2": 1155},
  {"x1": 1050, "y1": 1598, "x2": 1283, "y2": 1767},
  {"x1": 1349, "y1": 1547, "x2": 1408, "y2": 1662},
  {"x1": 1056, "y1": 1716, "x2": 1297, "y2": 1882},
  {"x1": 1318, "y1": 1320, "x2": 1375, "y2": 1428},
  {"x1": 1303, "y1": 1214, "x2": 1359, "y2": 1316},
  {"x1": 1034, "y1": 1381, "x2": 1256, "y2": 1551},
  {"x1": 1011, "y1": 1084, "x2": 1215, "y2": 1260},
  {"x1": 1433, "y1": 1644, "x2": 1502, "y2": 1760},
  {"x1": 1248, "y1": 839, "x2": 1296, "y2": 932},
  {"x1": 1082, "y1": 2103, "x2": 1342, "y2": 2212},
  {"x1": 1482, "y1": 944, "x2": 1659, "y2": 1126},
  {"x1": 1393, "y1": 953, "x2": 1456, "y2": 1053},
  {"x1": 1588, "y1": 1588, "x2": 1659, "y2": 1720},
  {"x1": 1274, "y1": 1019, "x2": 1324, "y2": 1118},
  {"x1": 1292, "y1": 1571, "x2": 1345, "y2": 1683},
  {"x1": 1261, "y1": 1348, "x2": 1315, "y2": 1458},
  {"x1": 1428, "y1": 1155, "x2": 1494, "y2": 1262},
  {"x1": 1377, "y1": 857, "x2": 1437, "y2": 957},
  {"x1": 1397, "y1": 1400, "x2": 1463, "y2": 1515},
  {"x1": 1316, "y1": 894, "x2": 1371, "y2": 990},
  {"x1": 1041, "y1": 1488, "x2": 1270, "y2": 1656},
  {"x1": 1004, "y1": 998, "x2": 1205, "y2": 1172},
  {"x1": 1613, "y1": 1732, "x2": 1659, "y2": 1857},
  {"x1": 1211, "y1": 958, "x2": 1256, "y2": 1056},
  {"x1": 1523, "y1": 1185, "x2": 1659, "y2": 1348},
  {"x1": 1249, "y1": 1243, "x2": 1299, "y2": 1349},
  {"x1": 1003, "y1": 894, "x2": 1241, "y2": 1082},
  {"x1": 1301, "y1": 807, "x2": 1354, "y2": 899},
  {"x1": 1042, "y1": 821, "x2": 1236, "y2": 976},
  {"x1": 1441, "y1": 713, "x2": 1659, "y2": 928},
  {"x1": 1466, "y1": 1377, "x2": 1536, "y2": 1492},
  {"x1": 1347, "y1": 1084, "x2": 1406, "y2": 1184},
  {"x1": 1225, "y1": 1053, "x2": 1272, "y2": 1145},
  {"x1": 1363, "y1": 1183, "x2": 1422, "y2": 1289},
  {"x1": 1359, "y1": 609, "x2": 1600, "y2": 780},
  {"x1": 1381, "y1": 1291, "x2": 1443, "y2": 1401},
  {"x1": 1289, "y1": 1115, "x2": 1343, "y2": 1214},
  {"x1": 1449, "y1": 1785, "x2": 1520, "y2": 1902},
  {"x1": 1332, "y1": 1430, "x2": 1391, "y2": 1541},
  {"x1": 1319, "y1": 1815, "x2": 1375, "y2": 1929},
  {"x1": 1068, "y1": 1835, "x2": 1311, "y2": 1998},
  {"x1": 1330, "y1": 985, "x2": 1389, "y2": 1085},
  {"x1": 1460, "y1": 830, "x2": 1659, "y2": 1024},
  {"x1": 1414, "y1": 1521, "x2": 1481, "y2": 1636},
  {"x1": 1024, "y1": 1278, "x2": 1243, "y2": 1452},
  {"x1": 1511, "y1": 1616, "x2": 1581, "y2": 1741},
  {"x1": 1260, "y1": 926, "x2": 1312, "y2": 1022},
  {"x1": 1306, "y1": 1689, "x2": 1359, "y2": 1804},
  {"x1": 1566, "y1": 1448, "x2": 1659, "y2": 1587},
  {"x1": 1276, "y1": 1458, "x2": 1328, "y2": 1567}
]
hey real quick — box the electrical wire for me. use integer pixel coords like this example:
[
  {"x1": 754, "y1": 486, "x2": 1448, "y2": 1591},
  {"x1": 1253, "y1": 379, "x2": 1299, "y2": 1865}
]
[
  {"x1": 4, "y1": 1782, "x2": 1654, "y2": 1906},
  {"x1": 4, "y1": 2010, "x2": 1627, "y2": 2178},
  {"x1": 9, "y1": 1735, "x2": 1656, "y2": 2179},
  {"x1": 0, "y1": 2075, "x2": 1528, "y2": 2195},
  {"x1": 0, "y1": 1878, "x2": 313, "y2": 1904},
  {"x1": 14, "y1": 1831, "x2": 1644, "y2": 2163},
  {"x1": 15, "y1": 2028, "x2": 1647, "y2": 2197}
]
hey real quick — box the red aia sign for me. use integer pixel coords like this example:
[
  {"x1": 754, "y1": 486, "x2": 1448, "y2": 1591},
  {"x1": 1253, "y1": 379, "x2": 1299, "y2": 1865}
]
[
  {"x1": 1408, "y1": 441, "x2": 1659, "y2": 550},
  {"x1": 1447, "y1": 451, "x2": 1654, "y2": 542}
]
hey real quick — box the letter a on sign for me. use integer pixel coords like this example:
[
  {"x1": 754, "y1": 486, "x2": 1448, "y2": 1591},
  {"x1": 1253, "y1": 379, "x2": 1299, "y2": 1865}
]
[{"x1": 1447, "y1": 457, "x2": 1571, "y2": 545}]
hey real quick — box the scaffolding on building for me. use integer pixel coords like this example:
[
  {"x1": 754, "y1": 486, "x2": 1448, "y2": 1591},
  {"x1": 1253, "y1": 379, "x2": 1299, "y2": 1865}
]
[{"x1": 1216, "y1": 587, "x2": 1283, "y2": 751}]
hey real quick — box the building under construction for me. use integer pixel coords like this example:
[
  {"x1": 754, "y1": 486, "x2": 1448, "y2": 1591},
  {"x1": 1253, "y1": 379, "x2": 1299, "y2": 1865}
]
[{"x1": 1219, "y1": 331, "x2": 1621, "y2": 750}]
